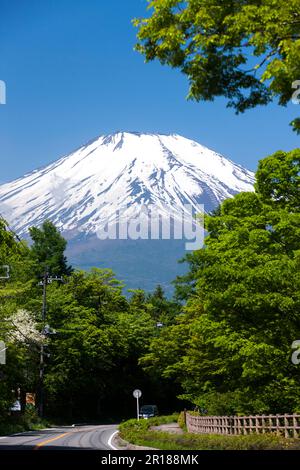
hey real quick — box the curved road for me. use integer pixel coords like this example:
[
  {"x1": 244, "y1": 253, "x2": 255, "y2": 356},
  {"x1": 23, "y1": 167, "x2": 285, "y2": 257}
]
[{"x1": 0, "y1": 425, "x2": 118, "y2": 450}]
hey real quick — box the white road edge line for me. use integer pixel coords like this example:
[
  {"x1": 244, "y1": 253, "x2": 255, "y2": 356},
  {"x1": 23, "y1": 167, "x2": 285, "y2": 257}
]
[{"x1": 108, "y1": 430, "x2": 119, "y2": 450}]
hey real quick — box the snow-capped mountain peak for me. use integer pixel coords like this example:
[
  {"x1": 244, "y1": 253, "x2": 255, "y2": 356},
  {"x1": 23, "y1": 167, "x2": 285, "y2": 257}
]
[{"x1": 0, "y1": 131, "x2": 254, "y2": 236}]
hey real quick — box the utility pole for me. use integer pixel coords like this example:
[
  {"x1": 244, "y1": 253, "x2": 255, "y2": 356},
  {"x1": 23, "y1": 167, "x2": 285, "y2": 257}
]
[
  {"x1": 38, "y1": 268, "x2": 62, "y2": 418},
  {"x1": 0, "y1": 266, "x2": 10, "y2": 368}
]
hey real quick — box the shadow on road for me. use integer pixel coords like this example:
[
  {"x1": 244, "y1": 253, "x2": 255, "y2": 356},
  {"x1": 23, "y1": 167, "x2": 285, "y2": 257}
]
[{"x1": 0, "y1": 445, "x2": 95, "y2": 450}]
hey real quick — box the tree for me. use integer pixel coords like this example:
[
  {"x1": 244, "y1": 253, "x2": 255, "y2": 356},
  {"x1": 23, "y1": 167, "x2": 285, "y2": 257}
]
[
  {"x1": 0, "y1": 217, "x2": 24, "y2": 264},
  {"x1": 0, "y1": 214, "x2": 182, "y2": 423},
  {"x1": 134, "y1": 0, "x2": 300, "y2": 131},
  {"x1": 255, "y1": 149, "x2": 300, "y2": 210},
  {"x1": 42, "y1": 270, "x2": 178, "y2": 420},
  {"x1": 29, "y1": 220, "x2": 72, "y2": 277},
  {"x1": 146, "y1": 285, "x2": 181, "y2": 325},
  {"x1": 0, "y1": 219, "x2": 39, "y2": 419},
  {"x1": 142, "y1": 148, "x2": 300, "y2": 414}
]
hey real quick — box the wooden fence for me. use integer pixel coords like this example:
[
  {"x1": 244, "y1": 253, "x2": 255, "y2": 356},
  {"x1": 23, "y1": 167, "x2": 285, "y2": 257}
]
[{"x1": 186, "y1": 412, "x2": 300, "y2": 438}]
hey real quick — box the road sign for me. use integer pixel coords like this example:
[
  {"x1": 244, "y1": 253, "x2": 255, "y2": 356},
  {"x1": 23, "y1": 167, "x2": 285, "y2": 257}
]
[
  {"x1": 10, "y1": 400, "x2": 21, "y2": 412},
  {"x1": 133, "y1": 389, "x2": 142, "y2": 399},
  {"x1": 26, "y1": 393, "x2": 36, "y2": 407},
  {"x1": 133, "y1": 389, "x2": 142, "y2": 420}
]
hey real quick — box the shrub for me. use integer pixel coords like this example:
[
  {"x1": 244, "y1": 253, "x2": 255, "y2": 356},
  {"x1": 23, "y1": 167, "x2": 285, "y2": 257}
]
[
  {"x1": 0, "y1": 408, "x2": 50, "y2": 436},
  {"x1": 178, "y1": 411, "x2": 186, "y2": 430}
]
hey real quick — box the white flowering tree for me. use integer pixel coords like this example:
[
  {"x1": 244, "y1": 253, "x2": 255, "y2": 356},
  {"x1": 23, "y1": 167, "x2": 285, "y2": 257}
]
[{"x1": 7, "y1": 309, "x2": 47, "y2": 346}]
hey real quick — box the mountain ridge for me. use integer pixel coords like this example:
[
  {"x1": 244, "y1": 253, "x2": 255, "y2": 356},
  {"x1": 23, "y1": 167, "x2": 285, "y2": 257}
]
[
  {"x1": 0, "y1": 131, "x2": 254, "y2": 237},
  {"x1": 0, "y1": 131, "x2": 255, "y2": 292}
]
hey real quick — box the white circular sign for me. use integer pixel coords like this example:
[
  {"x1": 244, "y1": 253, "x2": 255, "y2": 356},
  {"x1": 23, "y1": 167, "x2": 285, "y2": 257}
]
[{"x1": 133, "y1": 389, "x2": 142, "y2": 399}]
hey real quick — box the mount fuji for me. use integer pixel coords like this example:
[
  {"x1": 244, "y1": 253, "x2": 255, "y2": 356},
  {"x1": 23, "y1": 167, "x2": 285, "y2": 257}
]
[{"x1": 0, "y1": 132, "x2": 254, "y2": 293}]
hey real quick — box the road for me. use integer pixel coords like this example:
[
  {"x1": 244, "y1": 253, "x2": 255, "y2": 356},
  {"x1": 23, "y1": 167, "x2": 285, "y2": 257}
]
[{"x1": 0, "y1": 424, "x2": 118, "y2": 450}]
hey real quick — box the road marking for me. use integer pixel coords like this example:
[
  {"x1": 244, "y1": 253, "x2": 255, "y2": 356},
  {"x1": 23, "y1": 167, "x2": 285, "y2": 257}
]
[
  {"x1": 34, "y1": 432, "x2": 70, "y2": 450},
  {"x1": 108, "y1": 430, "x2": 119, "y2": 450}
]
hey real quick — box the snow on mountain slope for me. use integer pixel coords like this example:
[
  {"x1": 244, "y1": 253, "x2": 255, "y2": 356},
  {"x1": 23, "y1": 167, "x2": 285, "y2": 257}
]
[{"x1": 0, "y1": 132, "x2": 254, "y2": 236}]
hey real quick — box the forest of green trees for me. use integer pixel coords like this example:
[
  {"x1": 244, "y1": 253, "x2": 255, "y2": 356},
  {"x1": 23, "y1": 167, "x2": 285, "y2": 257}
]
[
  {"x1": 0, "y1": 148, "x2": 299, "y2": 426},
  {"x1": 0, "y1": 220, "x2": 181, "y2": 424}
]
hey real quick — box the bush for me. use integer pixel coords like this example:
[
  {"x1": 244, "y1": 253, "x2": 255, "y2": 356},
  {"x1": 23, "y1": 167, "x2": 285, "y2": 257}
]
[
  {"x1": 178, "y1": 411, "x2": 186, "y2": 430},
  {"x1": 0, "y1": 408, "x2": 50, "y2": 436},
  {"x1": 149, "y1": 413, "x2": 179, "y2": 426}
]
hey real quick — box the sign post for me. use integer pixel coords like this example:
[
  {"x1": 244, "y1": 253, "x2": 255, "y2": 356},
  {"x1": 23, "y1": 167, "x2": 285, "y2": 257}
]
[{"x1": 133, "y1": 389, "x2": 142, "y2": 421}]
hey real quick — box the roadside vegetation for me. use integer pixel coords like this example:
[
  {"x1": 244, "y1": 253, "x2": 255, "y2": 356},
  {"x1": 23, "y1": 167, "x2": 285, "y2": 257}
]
[
  {"x1": 119, "y1": 415, "x2": 300, "y2": 450},
  {"x1": 0, "y1": 408, "x2": 51, "y2": 436}
]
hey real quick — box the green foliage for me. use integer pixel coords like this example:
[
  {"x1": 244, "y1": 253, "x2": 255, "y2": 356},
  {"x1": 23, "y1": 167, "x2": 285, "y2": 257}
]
[
  {"x1": 0, "y1": 408, "x2": 50, "y2": 436},
  {"x1": 142, "y1": 148, "x2": 300, "y2": 414},
  {"x1": 29, "y1": 220, "x2": 72, "y2": 277},
  {"x1": 128, "y1": 285, "x2": 181, "y2": 326},
  {"x1": 0, "y1": 216, "x2": 181, "y2": 424},
  {"x1": 119, "y1": 416, "x2": 300, "y2": 450},
  {"x1": 120, "y1": 413, "x2": 179, "y2": 430},
  {"x1": 255, "y1": 149, "x2": 300, "y2": 210},
  {"x1": 134, "y1": 0, "x2": 300, "y2": 129},
  {"x1": 0, "y1": 220, "x2": 35, "y2": 418},
  {"x1": 42, "y1": 269, "x2": 146, "y2": 419},
  {"x1": 0, "y1": 218, "x2": 20, "y2": 262},
  {"x1": 290, "y1": 118, "x2": 300, "y2": 134},
  {"x1": 146, "y1": 285, "x2": 180, "y2": 325},
  {"x1": 177, "y1": 411, "x2": 186, "y2": 430}
]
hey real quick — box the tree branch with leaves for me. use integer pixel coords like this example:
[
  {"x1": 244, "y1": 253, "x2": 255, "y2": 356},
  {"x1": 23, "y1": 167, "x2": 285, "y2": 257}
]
[{"x1": 134, "y1": 0, "x2": 300, "y2": 131}]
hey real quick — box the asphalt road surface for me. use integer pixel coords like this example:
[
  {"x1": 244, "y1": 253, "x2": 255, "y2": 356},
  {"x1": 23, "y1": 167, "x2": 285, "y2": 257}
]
[{"x1": 0, "y1": 424, "x2": 118, "y2": 450}]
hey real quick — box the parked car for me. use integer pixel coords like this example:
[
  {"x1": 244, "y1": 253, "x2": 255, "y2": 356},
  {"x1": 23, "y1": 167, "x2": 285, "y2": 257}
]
[{"x1": 139, "y1": 404, "x2": 158, "y2": 419}]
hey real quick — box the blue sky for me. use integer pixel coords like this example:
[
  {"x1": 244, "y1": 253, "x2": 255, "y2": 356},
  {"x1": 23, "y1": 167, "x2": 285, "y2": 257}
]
[{"x1": 0, "y1": 0, "x2": 299, "y2": 183}]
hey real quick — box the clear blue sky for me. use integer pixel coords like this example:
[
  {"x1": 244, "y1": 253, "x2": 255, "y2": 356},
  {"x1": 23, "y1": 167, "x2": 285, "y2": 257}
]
[{"x1": 0, "y1": 0, "x2": 299, "y2": 183}]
